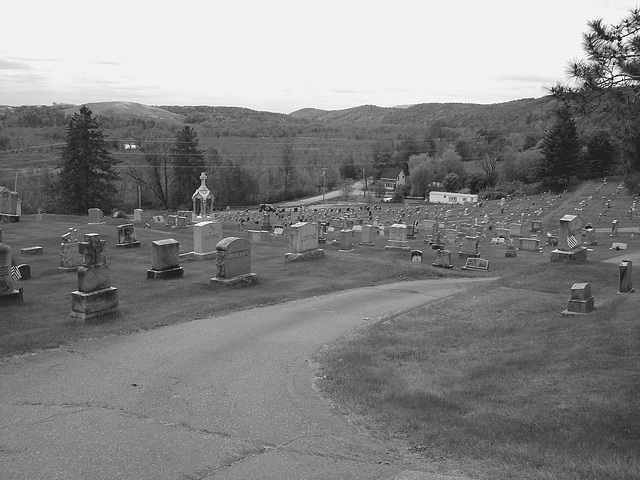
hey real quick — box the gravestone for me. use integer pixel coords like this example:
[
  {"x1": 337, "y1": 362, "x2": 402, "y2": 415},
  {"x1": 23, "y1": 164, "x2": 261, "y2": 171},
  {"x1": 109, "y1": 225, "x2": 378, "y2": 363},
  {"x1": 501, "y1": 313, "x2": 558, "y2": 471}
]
[
  {"x1": 550, "y1": 214, "x2": 587, "y2": 263},
  {"x1": 0, "y1": 186, "x2": 21, "y2": 222},
  {"x1": 618, "y1": 260, "x2": 634, "y2": 293},
  {"x1": 583, "y1": 225, "x2": 597, "y2": 245},
  {"x1": 530, "y1": 219, "x2": 543, "y2": 232},
  {"x1": 432, "y1": 249, "x2": 452, "y2": 269},
  {"x1": 133, "y1": 209, "x2": 143, "y2": 222},
  {"x1": 563, "y1": 282, "x2": 595, "y2": 314},
  {"x1": 210, "y1": 237, "x2": 257, "y2": 286},
  {"x1": 247, "y1": 229, "x2": 269, "y2": 243},
  {"x1": 192, "y1": 172, "x2": 215, "y2": 219},
  {"x1": 116, "y1": 224, "x2": 140, "y2": 248},
  {"x1": 461, "y1": 257, "x2": 490, "y2": 271},
  {"x1": 0, "y1": 232, "x2": 23, "y2": 302},
  {"x1": 611, "y1": 242, "x2": 627, "y2": 250},
  {"x1": 71, "y1": 234, "x2": 118, "y2": 320},
  {"x1": 35, "y1": 206, "x2": 43, "y2": 221},
  {"x1": 87, "y1": 208, "x2": 104, "y2": 225},
  {"x1": 494, "y1": 227, "x2": 510, "y2": 239},
  {"x1": 153, "y1": 215, "x2": 164, "y2": 224},
  {"x1": 518, "y1": 237, "x2": 541, "y2": 252},
  {"x1": 21, "y1": 246, "x2": 43, "y2": 255},
  {"x1": 286, "y1": 222, "x2": 324, "y2": 261},
  {"x1": 459, "y1": 236, "x2": 480, "y2": 258},
  {"x1": 610, "y1": 219, "x2": 619, "y2": 237},
  {"x1": 505, "y1": 243, "x2": 517, "y2": 258},
  {"x1": 261, "y1": 213, "x2": 272, "y2": 232},
  {"x1": 147, "y1": 238, "x2": 184, "y2": 279},
  {"x1": 359, "y1": 224, "x2": 375, "y2": 246},
  {"x1": 193, "y1": 221, "x2": 223, "y2": 260},
  {"x1": 410, "y1": 250, "x2": 422, "y2": 263},
  {"x1": 385, "y1": 224, "x2": 410, "y2": 251},
  {"x1": 59, "y1": 228, "x2": 84, "y2": 271},
  {"x1": 339, "y1": 229, "x2": 354, "y2": 252},
  {"x1": 509, "y1": 223, "x2": 523, "y2": 238}
]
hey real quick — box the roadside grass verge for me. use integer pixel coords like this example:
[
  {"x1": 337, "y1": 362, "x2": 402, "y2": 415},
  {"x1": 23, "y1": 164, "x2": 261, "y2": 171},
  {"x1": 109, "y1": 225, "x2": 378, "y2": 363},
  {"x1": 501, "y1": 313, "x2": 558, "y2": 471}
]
[{"x1": 316, "y1": 260, "x2": 640, "y2": 480}]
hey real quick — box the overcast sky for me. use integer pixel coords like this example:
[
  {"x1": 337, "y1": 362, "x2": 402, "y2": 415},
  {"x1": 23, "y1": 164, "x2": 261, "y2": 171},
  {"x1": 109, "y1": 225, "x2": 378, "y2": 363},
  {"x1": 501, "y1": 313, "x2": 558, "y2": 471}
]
[{"x1": 0, "y1": 0, "x2": 635, "y2": 113}]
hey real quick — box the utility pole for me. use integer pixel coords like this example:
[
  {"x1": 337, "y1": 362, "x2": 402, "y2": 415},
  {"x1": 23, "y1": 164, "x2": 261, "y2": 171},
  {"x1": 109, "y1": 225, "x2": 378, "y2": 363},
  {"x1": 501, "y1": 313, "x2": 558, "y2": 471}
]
[{"x1": 322, "y1": 168, "x2": 326, "y2": 201}]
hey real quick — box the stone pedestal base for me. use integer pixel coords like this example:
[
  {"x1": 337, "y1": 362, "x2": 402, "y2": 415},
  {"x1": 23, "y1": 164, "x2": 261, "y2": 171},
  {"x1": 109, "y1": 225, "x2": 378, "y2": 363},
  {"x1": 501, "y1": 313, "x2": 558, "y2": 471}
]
[
  {"x1": 459, "y1": 252, "x2": 480, "y2": 259},
  {"x1": 71, "y1": 287, "x2": 118, "y2": 320},
  {"x1": 562, "y1": 296, "x2": 595, "y2": 315},
  {"x1": 432, "y1": 262, "x2": 453, "y2": 269},
  {"x1": 358, "y1": 242, "x2": 375, "y2": 246},
  {"x1": 147, "y1": 267, "x2": 184, "y2": 279},
  {"x1": 285, "y1": 249, "x2": 324, "y2": 262},
  {"x1": 116, "y1": 241, "x2": 140, "y2": 248},
  {"x1": 550, "y1": 247, "x2": 588, "y2": 263},
  {"x1": 210, "y1": 273, "x2": 258, "y2": 287},
  {"x1": 0, "y1": 288, "x2": 23, "y2": 303},
  {"x1": 58, "y1": 266, "x2": 80, "y2": 272}
]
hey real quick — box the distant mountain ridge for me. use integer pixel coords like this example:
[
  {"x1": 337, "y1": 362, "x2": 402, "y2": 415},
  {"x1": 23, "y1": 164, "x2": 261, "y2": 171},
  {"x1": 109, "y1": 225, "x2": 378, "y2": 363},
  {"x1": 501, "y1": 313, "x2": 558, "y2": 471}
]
[{"x1": 64, "y1": 101, "x2": 184, "y2": 123}]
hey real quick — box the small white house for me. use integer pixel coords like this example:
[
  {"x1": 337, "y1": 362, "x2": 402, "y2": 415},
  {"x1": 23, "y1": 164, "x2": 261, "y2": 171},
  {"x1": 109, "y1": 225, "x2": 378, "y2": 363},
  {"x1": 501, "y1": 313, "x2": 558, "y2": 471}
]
[
  {"x1": 379, "y1": 168, "x2": 406, "y2": 191},
  {"x1": 429, "y1": 191, "x2": 478, "y2": 205}
]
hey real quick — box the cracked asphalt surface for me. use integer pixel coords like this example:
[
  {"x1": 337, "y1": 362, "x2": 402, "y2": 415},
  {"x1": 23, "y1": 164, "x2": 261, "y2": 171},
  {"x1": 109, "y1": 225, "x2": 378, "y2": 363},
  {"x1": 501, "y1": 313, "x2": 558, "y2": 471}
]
[{"x1": 1, "y1": 278, "x2": 492, "y2": 479}]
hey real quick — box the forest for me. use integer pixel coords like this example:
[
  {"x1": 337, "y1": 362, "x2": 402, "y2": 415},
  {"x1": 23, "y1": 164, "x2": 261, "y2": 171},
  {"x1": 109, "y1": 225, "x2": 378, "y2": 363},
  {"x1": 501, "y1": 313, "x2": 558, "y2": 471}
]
[{"x1": 0, "y1": 96, "x2": 619, "y2": 215}]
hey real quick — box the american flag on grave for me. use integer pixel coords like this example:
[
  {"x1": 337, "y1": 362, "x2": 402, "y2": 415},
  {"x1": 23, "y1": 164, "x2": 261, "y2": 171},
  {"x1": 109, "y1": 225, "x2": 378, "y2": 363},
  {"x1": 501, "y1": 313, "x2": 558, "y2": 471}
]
[
  {"x1": 11, "y1": 264, "x2": 21, "y2": 281},
  {"x1": 567, "y1": 235, "x2": 579, "y2": 249}
]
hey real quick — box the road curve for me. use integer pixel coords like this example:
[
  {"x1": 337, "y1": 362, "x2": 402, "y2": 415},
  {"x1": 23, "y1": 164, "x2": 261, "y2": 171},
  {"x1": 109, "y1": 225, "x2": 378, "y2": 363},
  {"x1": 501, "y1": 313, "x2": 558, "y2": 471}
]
[{"x1": 1, "y1": 278, "x2": 493, "y2": 480}]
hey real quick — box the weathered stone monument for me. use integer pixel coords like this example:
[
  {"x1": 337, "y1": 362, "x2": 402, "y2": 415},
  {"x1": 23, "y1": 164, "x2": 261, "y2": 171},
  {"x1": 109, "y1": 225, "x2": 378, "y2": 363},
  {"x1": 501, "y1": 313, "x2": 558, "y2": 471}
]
[
  {"x1": 192, "y1": 172, "x2": 215, "y2": 219},
  {"x1": 133, "y1": 208, "x2": 143, "y2": 222},
  {"x1": 359, "y1": 224, "x2": 375, "y2": 246},
  {"x1": 550, "y1": 214, "x2": 587, "y2": 262},
  {"x1": 618, "y1": 260, "x2": 634, "y2": 293},
  {"x1": 459, "y1": 236, "x2": 480, "y2": 258},
  {"x1": 562, "y1": 282, "x2": 595, "y2": 315},
  {"x1": 505, "y1": 242, "x2": 517, "y2": 258},
  {"x1": 0, "y1": 186, "x2": 21, "y2": 222},
  {"x1": 285, "y1": 221, "x2": 324, "y2": 261},
  {"x1": 71, "y1": 234, "x2": 118, "y2": 320},
  {"x1": 193, "y1": 220, "x2": 223, "y2": 260},
  {"x1": 59, "y1": 228, "x2": 83, "y2": 271},
  {"x1": 116, "y1": 224, "x2": 140, "y2": 248},
  {"x1": 87, "y1": 208, "x2": 104, "y2": 225},
  {"x1": 461, "y1": 257, "x2": 490, "y2": 272},
  {"x1": 518, "y1": 237, "x2": 542, "y2": 252},
  {"x1": 385, "y1": 224, "x2": 410, "y2": 251},
  {"x1": 0, "y1": 229, "x2": 23, "y2": 302},
  {"x1": 147, "y1": 238, "x2": 184, "y2": 279},
  {"x1": 432, "y1": 248, "x2": 452, "y2": 269},
  {"x1": 210, "y1": 237, "x2": 257, "y2": 286},
  {"x1": 610, "y1": 219, "x2": 619, "y2": 237},
  {"x1": 339, "y1": 229, "x2": 354, "y2": 252},
  {"x1": 410, "y1": 250, "x2": 423, "y2": 263},
  {"x1": 530, "y1": 219, "x2": 543, "y2": 233}
]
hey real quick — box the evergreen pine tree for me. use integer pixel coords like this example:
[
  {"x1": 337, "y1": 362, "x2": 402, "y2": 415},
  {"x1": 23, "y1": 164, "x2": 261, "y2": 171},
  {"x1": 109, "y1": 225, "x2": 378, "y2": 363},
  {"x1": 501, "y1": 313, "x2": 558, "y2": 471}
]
[
  {"x1": 171, "y1": 126, "x2": 205, "y2": 208},
  {"x1": 57, "y1": 106, "x2": 120, "y2": 214},
  {"x1": 535, "y1": 108, "x2": 580, "y2": 192}
]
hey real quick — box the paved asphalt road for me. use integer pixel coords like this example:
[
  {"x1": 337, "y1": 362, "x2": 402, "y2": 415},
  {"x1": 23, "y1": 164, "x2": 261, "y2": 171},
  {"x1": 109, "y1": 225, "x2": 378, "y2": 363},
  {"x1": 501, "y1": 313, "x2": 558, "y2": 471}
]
[{"x1": 1, "y1": 278, "x2": 494, "y2": 480}]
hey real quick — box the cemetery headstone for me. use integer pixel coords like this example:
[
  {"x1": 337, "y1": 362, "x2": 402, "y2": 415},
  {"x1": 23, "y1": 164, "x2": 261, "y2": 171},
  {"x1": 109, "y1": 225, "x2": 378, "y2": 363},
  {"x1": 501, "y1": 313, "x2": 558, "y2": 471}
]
[
  {"x1": 618, "y1": 260, "x2": 634, "y2": 293},
  {"x1": 0, "y1": 233, "x2": 23, "y2": 302},
  {"x1": 530, "y1": 219, "x2": 543, "y2": 232},
  {"x1": 71, "y1": 234, "x2": 118, "y2": 320},
  {"x1": 133, "y1": 209, "x2": 143, "y2": 222},
  {"x1": 611, "y1": 242, "x2": 627, "y2": 251},
  {"x1": 20, "y1": 246, "x2": 43, "y2": 255},
  {"x1": 35, "y1": 206, "x2": 43, "y2": 221},
  {"x1": 459, "y1": 236, "x2": 480, "y2": 258},
  {"x1": 116, "y1": 224, "x2": 140, "y2": 248},
  {"x1": 551, "y1": 214, "x2": 587, "y2": 262},
  {"x1": 610, "y1": 219, "x2": 619, "y2": 237},
  {"x1": 411, "y1": 249, "x2": 422, "y2": 263},
  {"x1": 153, "y1": 215, "x2": 164, "y2": 224},
  {"x1": 518, "y1": 237, "x2": 541, "y2": 252},
  {"x1": 505, "y1": 243, "x2": 517, "y2": 258},
  {"x1": 16, "y1": 264, "x2": 30, "y2": 280},
  {"x1": 286, "y1": 222, "x2": 324, "y2": 261},
  {"x1": 0, "y1": 186, "x2": 21, "y2": 222},
  {"x1": 359, "y1": 224, "x2": 375, "y2": 246},
  {"x1": 87, "y1": 208, "x2": 104, "y2": 225},
  {"x1": 461, "y1": 257, "x2": 490, "y2": 272},
  {"x1": 210, "y1": 237, "x2": 257, "y2": 286},
  {"x1": 147, "y1": 238, "x2": 184, "y2": 279},
  {"x1": 192, "y1": 172, "x2": 215, "y2": 219},
  {"x1": 59, "y1": 228, "x2": 84, "y2": 271},
  {"x1": 563, "y1": 282, "x2": 595, "y2": 314},
  {"x1": 193, "y1": 221, "x2": 223, "y2": 260},
  {"x1": 432, "y1": 248, "x2": 453, "y2": 268},
  {"x1": 385, "y1": 224, "x2": 410, "y2": 251},
  {"x1": 509, "y1": 223, "x2": 523, "y2": 238},
  {"x1": 339, "y1": 229, "x2": 354, "y2": 252}
]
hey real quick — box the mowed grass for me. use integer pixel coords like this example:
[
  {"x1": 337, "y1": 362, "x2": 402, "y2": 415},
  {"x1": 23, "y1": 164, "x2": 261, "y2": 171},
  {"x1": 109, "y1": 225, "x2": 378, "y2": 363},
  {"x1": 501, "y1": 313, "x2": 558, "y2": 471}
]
[
  {"x1": 0, "y1": 213, "x2": 465, "y2": 357},
  {"x1": 316, "y1": 260, "x2": 640, "y2": 479}
]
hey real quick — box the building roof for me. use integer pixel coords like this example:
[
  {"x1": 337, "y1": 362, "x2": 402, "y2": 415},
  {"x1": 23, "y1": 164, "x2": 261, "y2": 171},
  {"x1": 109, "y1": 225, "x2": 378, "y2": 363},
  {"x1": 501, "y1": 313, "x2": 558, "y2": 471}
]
[{"x1": 379, "y1": 168, "x2": 403, "y2": 180}]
